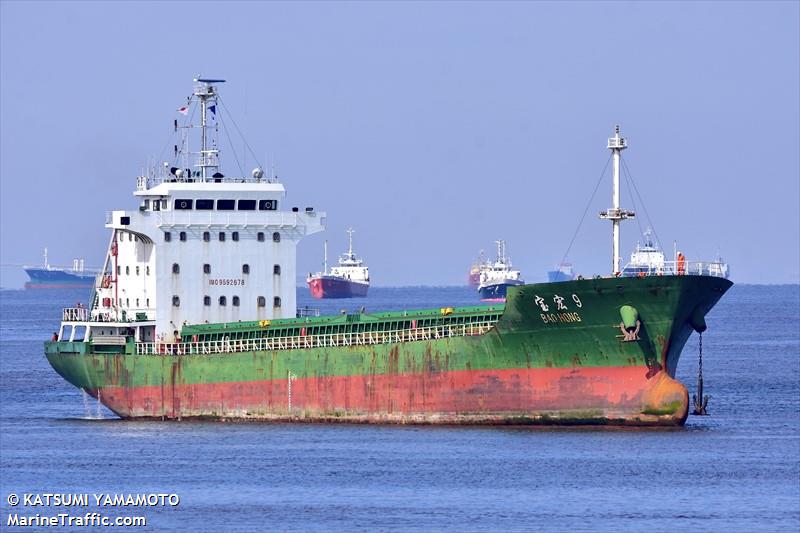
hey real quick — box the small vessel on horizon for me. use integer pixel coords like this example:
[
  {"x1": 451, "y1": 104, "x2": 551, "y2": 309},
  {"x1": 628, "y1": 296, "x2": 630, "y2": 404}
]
[
  {"x1": 467, "y1": 250, "x2": 486, "y2": 287},
  {"x1": 477, "y1": 240, "x2": 524, "y2": 301},
  {"x1": 547, "y1": 262, "x2": 576, "y2": 283},
  {"x1": 307, "y1": 228, "x2": 370, "y2": 298},
  {"x1": 24, "y1": 249, "x2": 97, "y2": 289}
]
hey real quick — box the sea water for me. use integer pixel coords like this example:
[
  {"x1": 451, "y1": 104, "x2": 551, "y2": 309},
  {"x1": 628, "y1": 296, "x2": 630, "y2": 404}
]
[{"x1": 1, "y1": 285, "x2": 798, "y2": 532}]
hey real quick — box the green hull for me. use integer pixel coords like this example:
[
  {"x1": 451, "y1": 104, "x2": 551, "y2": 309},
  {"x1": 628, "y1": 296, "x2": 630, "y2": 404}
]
[{"x1": 45, "y1": 275, "x2": 732, "y2": 425}]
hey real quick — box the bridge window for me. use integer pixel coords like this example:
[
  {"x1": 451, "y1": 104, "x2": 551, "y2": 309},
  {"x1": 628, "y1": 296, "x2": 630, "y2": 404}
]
[
  {"x1": 242, "y1": 264, "x2": 250, "y2": 274},
  {"x1": 217, "y1": 199, "x2": 235, "y2": 210},
  {"x1": 238, "y1": 199, "x2": 256, "y2": 211},
  {"x1": 273, "y1": 264, "x2": 281, "y2": 275},
  {"x1": 203, "y1": 231, "x2": 210, "y2": 242},
  {"x1": 174, "y1": 199, "x2": 193, "y2": 210},
  {"x1": 179, "y1": 231, "x2": 186, "y2": 241},
  {"x1": 257, "y1": 232, "x2": 265, "y2": 242},
  {"x1": 204, "y1": 296, "x2": 211, "y2": 306},
  {"x1": 164, "y1": 231, "x2": 171, "y2": 242},
  {"x1": 272, "y1": 232, "x2": 281, "y2": 242},
  {"x1": 259, "y1": 200, "x2": 277, "y2": 211},
  {"x1": 172, "y1": 263, "x2": 180, "y2": 274},
  {"x1": 257, "y1": 296, "x2": 266, "y2": 307},
  {"x1": 219, "y1": 296, "x2": 227, "y2": 306},
  {"x1": 203, "y1": 264, "x2": 211, "y2": 274},
  {"x1": 219, "y1": 232, "x2": 225, "y2": 242},
  {"x1": 232, "y1": 231, "x2": 239, "y2": 242},
  {"x1": 196, "y1": 199, "x2": 214, "y2": 210},
  {"x1": 232, "y1": 296, "x2": 240, "y2": 306},
  {"x1": 273, "y1": 297, "x2": 281, "y2": 308}
]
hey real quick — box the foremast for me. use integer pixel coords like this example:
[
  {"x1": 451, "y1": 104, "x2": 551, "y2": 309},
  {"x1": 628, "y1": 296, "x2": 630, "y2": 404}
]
[{"x1": 599, "y1": 125, "x2": 635, "y2": 274}]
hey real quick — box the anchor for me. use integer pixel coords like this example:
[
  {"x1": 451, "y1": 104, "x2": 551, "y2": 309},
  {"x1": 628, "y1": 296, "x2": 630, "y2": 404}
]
[{"x1": 691, "y1": 332, "x2": 709, "y2": 415}]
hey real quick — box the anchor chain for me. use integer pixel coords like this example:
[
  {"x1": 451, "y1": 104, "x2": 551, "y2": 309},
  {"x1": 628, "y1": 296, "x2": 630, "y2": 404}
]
[{"x1": 692, "y1": 332, "x2": 709, "y2": 415}]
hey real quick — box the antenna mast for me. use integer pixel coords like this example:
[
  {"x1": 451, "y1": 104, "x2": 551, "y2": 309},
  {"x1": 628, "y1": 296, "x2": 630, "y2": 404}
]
[
  {"x1": 192, "y1": 78, "x2": 225, "y2": 182},
  {"x1": 347, "y1": 228, "x2": 354, "y2": 257},
  {"x1": 599, "y1": 125, "x2": 635, "y2": 274}
]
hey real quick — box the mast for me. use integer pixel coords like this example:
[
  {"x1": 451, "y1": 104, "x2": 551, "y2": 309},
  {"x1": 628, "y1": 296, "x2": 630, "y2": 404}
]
[
  {"x1": 347, "y1": 228, "x2": 354, "y2": 257},
  {"x1": 599, "y1": 125, "x2": 635, "y2": 274},
  {"x1": 192, "y1": 78, "x2": 225, "y2": 182},
  {"x1": 324, "y1": 240, "x2": 328, "y2": 274}
]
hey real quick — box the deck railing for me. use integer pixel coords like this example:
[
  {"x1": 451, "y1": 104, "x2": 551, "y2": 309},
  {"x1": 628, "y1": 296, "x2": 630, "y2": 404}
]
[
  {"x1": 622, "y1": 259, "x2": 728, "y2": 278},
  {"x1": 62, "y1": 307, "x2": 89, "y2": 322},
  {"x1": 135, "y1": 321, "x2": 497, "y2": 356}
]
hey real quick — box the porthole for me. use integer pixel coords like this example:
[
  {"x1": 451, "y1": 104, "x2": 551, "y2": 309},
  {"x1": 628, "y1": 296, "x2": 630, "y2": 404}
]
[
  {"x1": 204, "y1": 296, "x2": 211, "y2": 306},
  {"x1": 203, "y1": 264, "x2": 211, "y2": 274},
  {"x1": 219, "y1": 296, "x2": 227, "y2": 306},
  {"x1": 179, "y1": 231, "x2": 186, "y2": 242},
  {"x1": 257, "y1": 296, "x2": 266, "y2": 307},
  {"x1": 232, "y1": 296, "x2": 240, "y2": 306},
  {"x1": 242, "y1": 264, "x2": 250, "y2": 274},
  {"x1": 273, "y1": 297, "x2": 281, "y2": 308},
  {"x1": 272, "y1": 232, "x2": 281, "y2": 242},
  {"x1": 172, "y1": 263, "x2": 180, "y2": 274}
]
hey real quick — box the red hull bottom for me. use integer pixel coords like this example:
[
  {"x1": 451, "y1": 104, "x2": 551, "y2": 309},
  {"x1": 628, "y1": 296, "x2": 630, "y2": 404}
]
[
  {"x1": 90, "y1": 366, "x2": 689, "y2": 426},
  {"x1": 307, "y1": 276, "x2": 369, "y2": 299}
]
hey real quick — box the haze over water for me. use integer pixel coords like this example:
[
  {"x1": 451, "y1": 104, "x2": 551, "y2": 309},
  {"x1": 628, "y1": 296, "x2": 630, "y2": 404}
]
[{"x1": 1, "y1": 285, "x2": 797, "y2": 532}]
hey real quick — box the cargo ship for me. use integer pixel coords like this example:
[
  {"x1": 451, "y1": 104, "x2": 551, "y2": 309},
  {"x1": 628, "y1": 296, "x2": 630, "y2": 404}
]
[
  {"x1": 24, "y1": 249, "x2": 96, "y2": 289},
  {"x1": 306, "y1": 229, "x2": 369, "y2": 298},
  {"x1": 467, "y1": 250, "x2": 486, "y2": 286},
  {"x1": 44, "y1": 83, "x2": 732, "y2": 426},
  {"x1": 547, "y1": 262, "x2": 575, "y2": 283},
  {"x1": 477, "y1": 240, "x2": 524, "y2": 301}
]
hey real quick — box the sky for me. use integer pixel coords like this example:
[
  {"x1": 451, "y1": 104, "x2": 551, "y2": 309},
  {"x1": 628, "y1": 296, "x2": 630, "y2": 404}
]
[{"x1": 1, "y1": 0, "x2": 798, "y2": 287}]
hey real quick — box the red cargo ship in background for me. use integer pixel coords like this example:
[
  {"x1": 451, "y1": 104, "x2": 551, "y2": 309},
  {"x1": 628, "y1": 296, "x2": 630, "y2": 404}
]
[
  {"x1": 307, "y1": 228, "x2": 369, "y2": 298},
  {"x1": 467, "y1": 250, "x2": 486, "y2": 286}
]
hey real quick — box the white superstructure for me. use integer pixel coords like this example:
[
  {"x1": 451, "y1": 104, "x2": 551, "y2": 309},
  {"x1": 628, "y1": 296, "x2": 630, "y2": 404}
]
[
  {"x1": 59, "y1": 79, "x2": 325, "y2": 344},
  {"x1": 478, "y1": 240, "x2": 522, "y2": 287},
  {"x1": 328, "y1": 228, "x2": 369, "y2": 283}
]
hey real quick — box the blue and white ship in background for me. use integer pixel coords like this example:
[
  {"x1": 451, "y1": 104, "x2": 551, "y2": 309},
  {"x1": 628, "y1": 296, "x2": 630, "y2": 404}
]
[
  {"x1": 23, "y1": 248, "x2": 97, "y2": 289},
  {"x1": 477, "y1": 240, "x2": 524, "y2": 301},
  {"x1": 547, "y1": 262, "x2": 576, "y2": 282}
]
